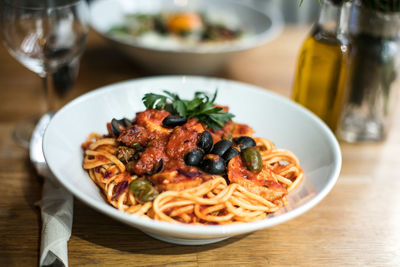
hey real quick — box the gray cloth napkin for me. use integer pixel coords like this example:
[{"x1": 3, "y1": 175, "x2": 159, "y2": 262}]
[
  {"x1": 39, "y1": 178, "x2": 73, "y2": 267},
  {"x1": 30, "y1": 113, "x2": 74, "y2": 267}
]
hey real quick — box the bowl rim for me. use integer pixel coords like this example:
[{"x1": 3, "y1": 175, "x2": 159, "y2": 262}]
[
  {"x1": 43, "y1": 75, "x2": 342, "y2": 237},
  {"x1": 88, "y1": 0, "x2": 283, "y2": 55}
]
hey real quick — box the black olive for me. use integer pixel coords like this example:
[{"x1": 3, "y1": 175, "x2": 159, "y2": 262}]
[
  {"x1": 154, "y1": 159, "x2": 164, "y2": 174},
  {"x1": 110, "y1": 117, "x2": 132, "y2": 137},
  {"x1": 233, "y1": 136, "x2": 257, "y2": 151},
  {"x1": 201, "y1": 154, "x2": 226, "y2": 174},
  {"x1": 197, "y1": 131, "x2": 213, "y2": 153},
  {"x1": 162, "y1": 115, "x2": 187, "y2": 128},
  {"x1": 123, "y1": 118, "x2": 132, "y2": 127},
  {"x1": 222, "y1": 147, "x2": 239, "y2": 162},
  {"x1": 211, "y1": 140, "x2": 232, "y2": 156},
  {"x1": 111, "y1": 118, "x2": 127, "y2": 137},
  {"x1": 145, "y1": 159, "x2": 164, "y2": 175},
  {"x1": 184, "y1": 149, "x2": 204, "y2": 166}
]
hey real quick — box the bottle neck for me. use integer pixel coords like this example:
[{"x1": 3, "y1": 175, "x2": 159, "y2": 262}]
[
  {"x1": 314, "y1": 0, "x2": 350, "y2": 41},
  {"x1": 318, "y1": 0, "x2": 342, "y2": 34}
]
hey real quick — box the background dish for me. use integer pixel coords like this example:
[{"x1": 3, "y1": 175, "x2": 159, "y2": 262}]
[
  {"x1": 89, "y1": 0, "x2": 283, "y2": 75},
  {"x1": 43, "y1": 76, "x2": 341, "y2": 245}
]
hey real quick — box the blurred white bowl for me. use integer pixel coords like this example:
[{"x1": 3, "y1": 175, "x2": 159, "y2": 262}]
[
  {"x1": 89, "y1": 0, "x2": 283, "y2": 74},
  {"x1": 43, "y1": 76, "x2": 341, "y2": 245}
]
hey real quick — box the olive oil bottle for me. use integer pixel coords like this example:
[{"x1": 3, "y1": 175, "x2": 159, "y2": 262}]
[{"x1": 292, "y1": 0, "x2": 350, "y2": 131}]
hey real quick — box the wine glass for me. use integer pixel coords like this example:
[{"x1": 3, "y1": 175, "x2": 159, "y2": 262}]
[{"x1": 1, "y1": 0, "x2": 89, "y2": 147}]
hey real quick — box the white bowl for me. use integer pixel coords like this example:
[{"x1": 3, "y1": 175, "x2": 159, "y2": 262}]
[
  {"x1": 89, "y1": 0, "x2": 283, "y2": 75},
  {"x1": 43, "y1": 76, "x2": 341, "y2": 245}
]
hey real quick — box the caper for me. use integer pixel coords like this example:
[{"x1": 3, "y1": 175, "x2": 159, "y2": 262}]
[
  {"x1": 162, "y1": 115, "x2": 187, "y2": 128},
  {"x1": 222, "y1": 132, "x2": 233, "y2": 141},
  {"x1": 210, "y1": 140, "x2": 232, "y2": 156},
  {"x1": 129, "y1": 179, "x2": 158, "y2": 203},
  {"x1": 184, "y1": 149, "x2": 204, "y2": 166},
  {"x1": 131, "y1": 142, "x2": 143, "y2": 151},
  {"x1": 233, "y1": 136, "x2": 256, "y2": 151},
  {"x1": 222, "y1": 147, "x2": 239, "y2": 162},
  {"x1": 126, "y1": 161, "x2": 136, "y2": 173},
  {"x1": 241, "y1": 147, "x2": 263, "y2": 173},
  {"x1": 116, "y1": 146, "x2": 135, "y2": 164},
  {"x1": 200, "y1": 154, "x2": 226, "y2": 174},
  {"x1": 197, "y1": 131, "x2": 213, "y2": 153}
]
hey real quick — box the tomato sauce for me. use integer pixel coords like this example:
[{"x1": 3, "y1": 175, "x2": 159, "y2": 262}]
[
  {"x1": 166, "y1": 120, "x2": 202, "y2": 159},
  {"x1": 227, "y1": 155, "x2": 287, "y2": 201},
  {"x1": 115, "y1": 109, "x2": 263, "y2": 194},
  {"x1": 117, "y1": 110, "x2": 211, "y2": 188},
  {"x1": 117, "y1": 125, "x2": 148, "y2": 146}
]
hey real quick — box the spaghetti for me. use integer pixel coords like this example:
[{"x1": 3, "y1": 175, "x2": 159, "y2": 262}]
[{"x1": 82, "y1": 111, "x2": 303, "y2": 224}]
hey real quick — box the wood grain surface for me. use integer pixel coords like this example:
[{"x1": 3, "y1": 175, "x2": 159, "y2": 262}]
[{"x1": 1, "y1": 26, "x2": 400, "y2": 267}]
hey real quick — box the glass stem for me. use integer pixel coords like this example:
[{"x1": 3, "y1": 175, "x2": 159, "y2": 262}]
[{"x1": 41, "y1": 75, "x2": 55, "y2": 113}]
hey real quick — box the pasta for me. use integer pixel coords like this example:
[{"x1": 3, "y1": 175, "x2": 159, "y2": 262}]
[{"x1": 81, "y1": 107, "x2": 303, "y2": 225}]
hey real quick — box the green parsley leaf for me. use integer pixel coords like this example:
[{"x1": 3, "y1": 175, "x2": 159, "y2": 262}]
[
  {"x1": 163, "y1": 90, "x2": 180, "y2": 101},
  {"x1": 186, "y1": 97, "x2": 203, "y2": 111},
  {"x1": 142, "y1": 93, "x2": 168, "y2": 110},
  {"x1": 141, "y1": 89, "x2": 235, "y2": 130},
  {"x1": 173, "y1": 100, "x2": 187, "y2": 117}
]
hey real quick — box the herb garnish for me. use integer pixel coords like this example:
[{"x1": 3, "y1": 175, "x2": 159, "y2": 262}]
[{"x1": 142, "y1": 90, "x2": 234, "y2": 130}]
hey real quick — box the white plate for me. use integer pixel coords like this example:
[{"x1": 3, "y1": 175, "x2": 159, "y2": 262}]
[
  {"x1": 89, "y1": 0, "x2": 283, "y2": 74},
  {"x1": 43, "y1": 76, "x2": 341, "y2": 245}
]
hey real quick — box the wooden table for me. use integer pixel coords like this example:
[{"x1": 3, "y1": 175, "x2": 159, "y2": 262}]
[{"x1": 1, "y1": 26, "x2": 400, "y2": 266}]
